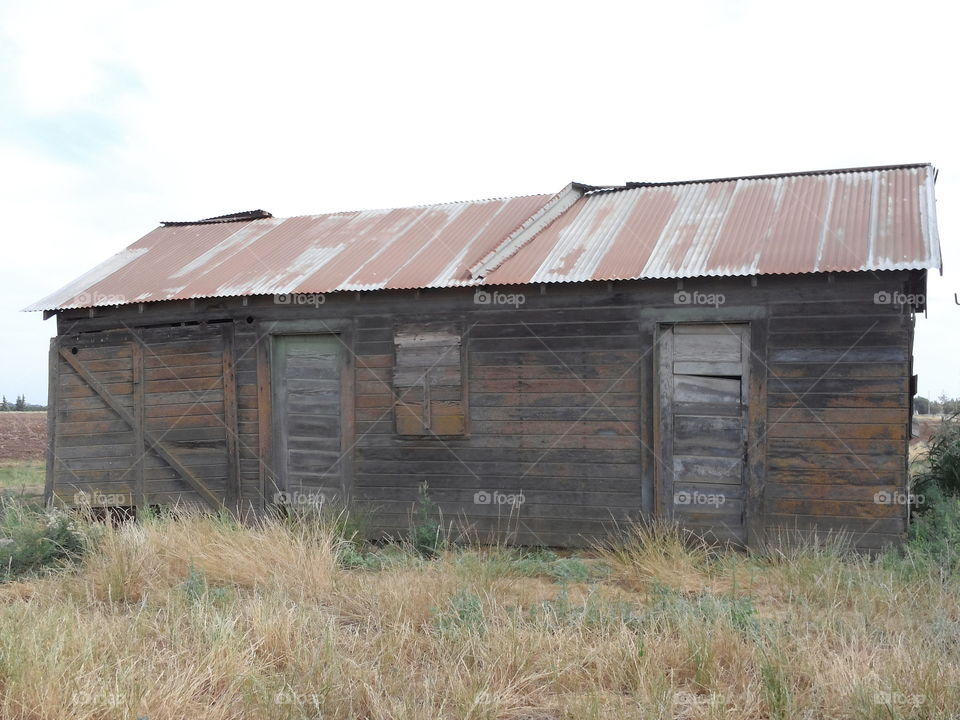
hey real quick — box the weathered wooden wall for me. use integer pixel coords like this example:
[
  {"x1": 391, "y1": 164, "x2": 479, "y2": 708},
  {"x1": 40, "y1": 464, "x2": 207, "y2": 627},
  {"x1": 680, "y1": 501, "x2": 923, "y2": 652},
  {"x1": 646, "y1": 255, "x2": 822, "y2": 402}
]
[{"x1": 49, "y1": 271, "x2": 920, "y2": 549}]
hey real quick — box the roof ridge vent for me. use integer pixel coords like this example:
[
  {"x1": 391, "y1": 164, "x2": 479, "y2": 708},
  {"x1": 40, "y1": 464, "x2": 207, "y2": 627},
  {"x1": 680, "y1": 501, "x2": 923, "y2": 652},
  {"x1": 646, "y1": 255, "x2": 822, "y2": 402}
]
[
  {"x1": 469, "y1": 182, "x2": 585, "y2": 280},
  {"x1": 161, "y1": 209, "x2": 272, "y2": 227}
]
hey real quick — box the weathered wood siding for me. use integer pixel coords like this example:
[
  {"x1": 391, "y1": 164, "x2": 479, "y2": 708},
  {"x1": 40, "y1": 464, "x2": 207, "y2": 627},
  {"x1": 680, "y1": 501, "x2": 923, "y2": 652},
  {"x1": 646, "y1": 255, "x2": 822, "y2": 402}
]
[
  {"x1": 50, "y1": 271, "x2": 920, "y2": 549},
  {"x1": 49, "y1": 325, "x2": 245, "y2": 510},
  {"x1": 764, "y1": 295, "x2": 912, "y2": 549}
]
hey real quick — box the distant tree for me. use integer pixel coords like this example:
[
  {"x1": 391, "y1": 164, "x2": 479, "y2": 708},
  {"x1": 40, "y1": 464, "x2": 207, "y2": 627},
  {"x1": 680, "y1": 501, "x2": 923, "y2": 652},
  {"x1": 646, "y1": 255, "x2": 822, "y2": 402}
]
[
  {"x1": 14, "y1": 395, "x2": 25, "y2": 411},
  {"x1": 915, "y1": 396, "x2": 930, "y2": 415},
  {"x1": 939, "y1": 393, "x2": 951, "y2": 418},
  {"x1": 0, "y1": 395, "x2": 7, "y2": 411}
]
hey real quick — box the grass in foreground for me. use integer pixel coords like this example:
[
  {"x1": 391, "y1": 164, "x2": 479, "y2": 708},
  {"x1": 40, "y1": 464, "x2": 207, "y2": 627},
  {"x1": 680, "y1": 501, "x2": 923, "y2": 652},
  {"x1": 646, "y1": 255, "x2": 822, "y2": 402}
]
[{"x1": 0, "y1": 505, "x2": 957, "y2": 719}]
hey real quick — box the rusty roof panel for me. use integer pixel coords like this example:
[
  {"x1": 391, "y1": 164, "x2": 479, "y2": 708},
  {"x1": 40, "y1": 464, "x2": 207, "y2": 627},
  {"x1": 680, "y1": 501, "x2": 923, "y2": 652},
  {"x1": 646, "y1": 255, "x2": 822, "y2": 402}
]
[
  {"x1": 25, "y1": 164, "x2": 941, "y2": 312},
  {"x1": 483, "y1": 164, "x2": 940, "y2": 285}
]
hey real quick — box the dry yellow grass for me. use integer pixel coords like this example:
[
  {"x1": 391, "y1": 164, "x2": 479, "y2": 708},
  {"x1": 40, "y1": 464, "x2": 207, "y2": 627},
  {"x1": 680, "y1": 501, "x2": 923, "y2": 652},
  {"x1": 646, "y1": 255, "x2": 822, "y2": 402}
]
[{"x1": 0, "y1": 512, "x2": 957, "y2": 719}]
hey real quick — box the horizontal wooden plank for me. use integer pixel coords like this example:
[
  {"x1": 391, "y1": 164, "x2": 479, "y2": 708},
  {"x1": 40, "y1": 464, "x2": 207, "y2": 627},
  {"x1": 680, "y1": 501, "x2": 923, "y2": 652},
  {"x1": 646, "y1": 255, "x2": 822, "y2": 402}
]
[
  {"x1": 467, "y1": 321, "x2": 638, "y2": 339},
  {"x1": 673, "y1": 456, "x2": 743, "y2": 485},
  {"x1": 355, "y1": 459, "x2": 640, "y2": 480},
  {"x1": 355, "y1": 473, "x2": 641, "y2": 493},
  {"x1": 674, "y1": 416, "x2": 741, "y2": 457},
  {"x1": 470, "y1": 378, "x2": 639, "y2": 394},
  {"x1": 767, "y1": 378, "x2": 909, "y2": 394},
  {"x1": 59, "y1": 406, "x2": 119, "y2": 423},
  {"x1": 469, "y1": 336, "x2": 639, "y2": 352},
  {"x1": 770, "y1": 315, "x2": 906, "y2": 333},
  {"x1": 144, "y1": 363, "x2": 223, "y2": 381},
  {"x1": 57, "y1": 443, "x2": 136, "y2": 460},
  {"x1": 59, "y1": 419, "x2": 132, "y2": 436},
  {"x1": 63, "y1": 344, "x2": 132, "y2": 361},
  {"x1": 356, "y1": 432, "x2": 639, "y2": 449},
  {"x1": 764, "y1": 468, "x2": 906, "y2": 485},
  {"x1": 768, "y1": 454, "x2": 903, "y2": 472},
  {"x1": 465, "y1": 406, "x2": 638, "y2": 423},
  {"x1": 143, "y1": 349, "x2": 222, "y2": 369},
  {"x1": 145, "y1": 377, "x2": 223, "y2": 394},
  {"x1": 61, "y1": 456, "x2": 137, "y2": 472},
  {"x1": 766, "y1": 423, "x2": 906, "y2": 440},
  {"x1": 470, "y1": 392, "x2": 637, "y2": 408},
  {"x1": 58, "y1": 394, "x2": 130, "y2": 411},
  {"x1": 673, "y1": 361, "x2": 741, "y2": 376},
  {"x1": 466, "y1": 420, "x2": 638, "y2": 436},
  {"x1": 60, "y1": 369, "x2": 132, "y2": 386},
  {"x1": 768, "y1": 362, "x2": 906, "y2": 379},
  {"x1": 673, "y1": 333, "x2": 742, "y2": 362},
  {"x1": 59, "y1": 381, "x2": 133, "y2": 399},
  {"x1": 763, "y1": 513, "x2": 904, "y2": 535},
  {"x1": 768, "y1": 408, "x2": 906, "y2": 424},
  {"x1": 356, "y1": 446, "x2": 640, "y2": 464},
  {"x1": 57, "y1": 431, "x2": 137, "y2": 448},
  {"x1": 765, "y1": 498, "x2": 903, "y2": 519},
  {"x1": 767, "y1": 393, "x2": 908, "y2": 409},
  {"x1": 769, "y1": 347, "x2": 907, "y2": 363},
  {"x1": 769, "y1": 437, "x2": 901, "y2": 455},
  {"x1": 471, "y1": 349, "x2": 640, "y2": 366},
  {"x1": 142, "y1": 389, "x2": 225, "y2": 406},
  {"x1": 470, "y1": 363, "x2": 636, "y2": 380},
  {"x1": 768, "y1": 331, "x2": 905, "y2": 348},
  {"x1": 765, "y1": 483, "x2": 901, "y2": 501},
  {"x1": 145, "y1": 402, "x2": 226, "y2": 419}
]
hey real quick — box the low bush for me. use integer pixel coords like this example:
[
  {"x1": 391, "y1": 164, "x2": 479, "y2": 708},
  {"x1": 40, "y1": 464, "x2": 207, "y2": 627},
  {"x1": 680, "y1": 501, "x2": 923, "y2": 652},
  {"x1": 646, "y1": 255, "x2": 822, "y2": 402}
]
[
  {"x1": 0, "y1": 501, "x2": 88, "y2": 579},
  {"x1": 913, "y1": 412, "x2": 960, "y2": 506}
]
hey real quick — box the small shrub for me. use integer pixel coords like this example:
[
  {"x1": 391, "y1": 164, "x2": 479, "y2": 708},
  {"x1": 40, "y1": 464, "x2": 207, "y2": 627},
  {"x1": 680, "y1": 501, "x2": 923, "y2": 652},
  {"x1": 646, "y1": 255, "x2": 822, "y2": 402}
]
[
  {"x1": 410, "y1": 482, "x2": 442, "y2": 558},
  {"x1": 510, "y1": 548, "x2": 608, "y2": 584},
  {"x1": 0, "y1": 501, "x2": 87, "y2": 579},
  {"x1": 338, "y1": 541, "x2": 385, "y2": 571},
  {"x1": 433, "y1": 588, "x2": 485, "y2": 634},
  {"x1": 904, "y1": 487, "x2": 960, "y2": 570},
  {"x1": 914, "y1": 413, "x2": 960, "y2": 505},
  {"x1": 525, "y1": 587, "x2": 644, "y2": 632},
  {"x1": 180, "y1": 564, "x2": 233, "y2": 604}
]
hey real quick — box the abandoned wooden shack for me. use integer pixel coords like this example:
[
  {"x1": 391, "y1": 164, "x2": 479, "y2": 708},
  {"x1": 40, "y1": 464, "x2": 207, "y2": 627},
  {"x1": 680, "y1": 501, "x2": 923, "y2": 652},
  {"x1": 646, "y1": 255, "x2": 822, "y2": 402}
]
[{"x1": 26, "y1": 164, "x2": 942, "y2": 549}]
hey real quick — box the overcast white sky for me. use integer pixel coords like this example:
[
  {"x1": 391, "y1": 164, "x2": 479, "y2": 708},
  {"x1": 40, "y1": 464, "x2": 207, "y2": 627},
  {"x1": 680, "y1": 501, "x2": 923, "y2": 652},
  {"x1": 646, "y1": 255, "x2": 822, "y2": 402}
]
[{"x1": 1, "y1": 0, "x2": 956, "y2": 404}]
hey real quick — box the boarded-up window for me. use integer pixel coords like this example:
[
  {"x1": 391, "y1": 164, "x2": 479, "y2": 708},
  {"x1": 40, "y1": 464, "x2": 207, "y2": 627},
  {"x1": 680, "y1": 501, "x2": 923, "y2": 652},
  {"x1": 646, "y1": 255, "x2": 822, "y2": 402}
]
[{"x1": 393, "y1": 323, "x2": 466, "y2": 436}]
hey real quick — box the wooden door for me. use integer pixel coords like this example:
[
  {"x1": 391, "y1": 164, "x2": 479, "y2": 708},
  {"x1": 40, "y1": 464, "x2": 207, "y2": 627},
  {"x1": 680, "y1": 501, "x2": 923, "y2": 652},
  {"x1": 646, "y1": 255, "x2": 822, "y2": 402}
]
[
  {"x1": 658, "y1": 323, "x2": 749, "y2": 544},
  {"x1": 271, "y1": 335, "x2": 345, "y2": 507},
  {"x1": 50, "y1": 326, "x2": 238, "y2": 512}
]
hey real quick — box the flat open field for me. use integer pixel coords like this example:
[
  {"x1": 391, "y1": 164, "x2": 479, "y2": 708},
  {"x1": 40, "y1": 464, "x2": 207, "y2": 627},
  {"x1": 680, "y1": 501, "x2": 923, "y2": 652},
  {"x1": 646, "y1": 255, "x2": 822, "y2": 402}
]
[
  {"x1": 0, "y1": 411, "x2": 44, "y2": 462},
  {"x1": 0, "y1": 412, "x2": 45, "y2": 501},
  {"x1": 0, "y1": 514, "x2": 957, "y2": 719}
]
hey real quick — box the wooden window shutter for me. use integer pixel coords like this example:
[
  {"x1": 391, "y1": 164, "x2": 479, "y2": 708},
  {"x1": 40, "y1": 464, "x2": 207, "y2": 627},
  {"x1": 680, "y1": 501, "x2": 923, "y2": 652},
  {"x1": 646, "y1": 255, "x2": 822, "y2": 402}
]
[{"x1": 393, "y1": 323, "x2": 466, "y2": 436}]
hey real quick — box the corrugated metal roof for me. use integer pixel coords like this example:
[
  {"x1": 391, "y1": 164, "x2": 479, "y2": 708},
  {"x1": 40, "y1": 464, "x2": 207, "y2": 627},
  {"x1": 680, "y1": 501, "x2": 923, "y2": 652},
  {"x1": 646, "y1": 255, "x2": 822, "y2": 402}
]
[{"x1": 25, "y1": 164, "x2": 941, "y2": 312}]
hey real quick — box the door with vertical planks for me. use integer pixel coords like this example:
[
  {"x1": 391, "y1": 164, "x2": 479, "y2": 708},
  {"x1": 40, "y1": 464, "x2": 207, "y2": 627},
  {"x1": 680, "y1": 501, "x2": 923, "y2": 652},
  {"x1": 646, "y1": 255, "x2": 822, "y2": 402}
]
[
  {"x1": 271, "y1": 335, "x2": 345, "y2": 507},
  {"x1": 658, "y1": 323, "x2": 749, "y2": 544}
]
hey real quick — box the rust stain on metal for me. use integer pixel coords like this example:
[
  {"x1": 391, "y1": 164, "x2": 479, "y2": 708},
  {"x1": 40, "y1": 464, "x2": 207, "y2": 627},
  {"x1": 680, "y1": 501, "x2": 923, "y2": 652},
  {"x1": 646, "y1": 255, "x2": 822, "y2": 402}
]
[{"x1": 25, "y1": 164, "x2": 941, "y2": 312}]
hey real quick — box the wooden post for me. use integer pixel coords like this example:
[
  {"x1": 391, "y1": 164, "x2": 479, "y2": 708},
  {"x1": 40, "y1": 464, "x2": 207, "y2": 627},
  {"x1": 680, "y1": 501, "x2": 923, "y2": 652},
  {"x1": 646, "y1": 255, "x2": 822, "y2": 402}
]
[
  {"x1": 44, "y1": 338, "x2": 59, "y2": 506},
  {"x1": 746, "y1": 317, "x2": 768, "y2": 548},
  {"x1": 222, "y1": 323, "x2": 241, "y2": 511},
  {"x1": 132, "y1": 341, "x2": 146, "y2": 508},
  {"x1": 256, "y1": 332, "x2": 274, "y2": 508}
]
